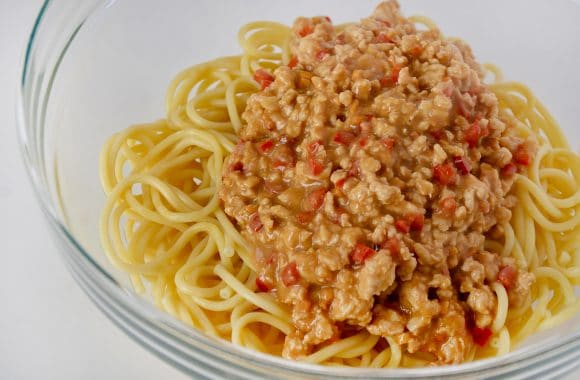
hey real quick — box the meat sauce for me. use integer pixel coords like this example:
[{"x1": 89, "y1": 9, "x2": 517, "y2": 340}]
[{"x1": 220, "y1": 0, "x2": 535, "y2": 363}]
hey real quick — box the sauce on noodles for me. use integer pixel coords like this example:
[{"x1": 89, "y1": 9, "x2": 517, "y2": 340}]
[{"x1": 100, "y1": 0, "x2": 580, "y2": 368}]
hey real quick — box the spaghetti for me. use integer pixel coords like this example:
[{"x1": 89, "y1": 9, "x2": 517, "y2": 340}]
[{"x1": 99, "y1": 13, "x2": 580, "y2": 367}]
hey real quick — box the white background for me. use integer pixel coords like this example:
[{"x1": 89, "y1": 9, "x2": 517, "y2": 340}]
[
  {"x1": 1, "y1": 1, "x2": 578, "y2": 380},
  {"x1": 0, "y1": 1, "x2": 186, "y2": 379}
]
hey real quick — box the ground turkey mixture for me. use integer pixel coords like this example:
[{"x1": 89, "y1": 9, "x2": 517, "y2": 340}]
[{"x1": 220, "y1": 0, "x2": 536, "y2": 364}]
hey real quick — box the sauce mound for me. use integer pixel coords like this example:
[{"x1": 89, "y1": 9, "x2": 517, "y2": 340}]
[{"x1": 220, "y1": 0, "x2": 534, "y2": 363}]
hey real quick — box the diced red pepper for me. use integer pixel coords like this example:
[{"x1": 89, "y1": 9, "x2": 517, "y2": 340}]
[
  {"x1": 335, "y1": 177, "x2": 347, "y2": 190},
  {"x1": 454, "y1": 156, "x2": 471, "y2": 175},
  {"x1": 439, "y1": 197, "x2": 457, "y2": 215},
  {"x1": 514, "y1": 145, "x2": 531, "y2": 166},
  {"x1": 248, "y1": 213, "x2": 263, "y2": 232},
  {"x1": 408, "y1": 214, "x2": 424, "y2": 232},
  {"x1": 308, "y1": 188, "x2": 327, "y2": 210},
  {"x1": 333, "y1": 131, "x2": 356, "y2": 145},
  {"x1": 351, "y1": 243, "x2": 376, "y2": 264},
  {"x1": 391, "y1": 65, "x2": 401, "y2": 83},
  {"x1": 324, "y1": 16, "x2": 332, "y2": 22},
  {"x1": 411, "y1": 46, "x2": 423, "y2": 57},
  {"x1": 433, "y1": 163, "x2": 456, "y2": 186},
  {"x1": 382, "y1": 237, "x2": 400, "y2": 256},
  {"x1": 288, "y1": 56, "x2": 299, "y2": 69},
  {"x1": 272, "y1": 160, "x2": 288, "y2": 169},
  {"x1": 296, "y1": 211, "x2": 314, "y2": 225},
  {"x1": 258, "y1": 139, "x2": 275, "y2": 154},
  {"x1": 255, "y1": 275, "x2": 272, "y2": 292},
  {"x1": 464, "y1": 122, "x2": 481, "y2": 148},
  {"x1": 272, "y1": 160, "x2": 288, "y2": 170},
  {"x1": 430, "y1": 129, "x2": 445, "y2": 140},
  {"x1": 358, "y1": 136, "x2": 369, "y2": 148},
  {"x1": 298, "y1": 25, "x2": 313, "y2": 37},
  {"x1": 253, "y1": 69, "x2": 275, "y2": 90},
  {"x1": 375, "y1": 32, "x2": 393, "y2": 43},
  {"x1": 230, "y1": 162, "x2": 243, "y2": 172},
  {"x1": 281, "y1": 262, "x2": 300, "y2": 286},
  {"x1": 308, "y1": 157, "x2": 324, "y2": 176},
  {"x1": 381, "y1": 65, "x2": 402, "y2": 87},
  {"x1": 498, "y1": 265, "x2": 517, "y2": 289},
  {"x1": 395, "y1": 219, "x2": 410, "y2": 234},
  {"x1": 265, "y1": 254, "x2": 276, "y2": 266},
  {"x1": 471, "y1": 326, "x2": 493, "y2": 347},
  {"x1": 501, "y1": 162, "x2": 518, "y2": 177},
  {"x1": 383, "y1": 137, "x2": 396, "y2": 150},
  {"x1": 307, "y1": 140, "x2": 324, "y2": 175}
]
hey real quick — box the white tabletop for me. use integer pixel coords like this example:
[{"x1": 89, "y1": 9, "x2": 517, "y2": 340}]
[{"x1": 0, "y1": 2, "x2": 186, "y2": 379}]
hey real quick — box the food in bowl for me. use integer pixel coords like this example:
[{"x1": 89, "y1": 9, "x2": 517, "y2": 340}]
[{"x1": 99, "y1": 0, "x2": 580, "y2": 367}]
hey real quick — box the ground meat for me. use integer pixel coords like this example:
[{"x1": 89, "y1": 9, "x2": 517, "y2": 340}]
[
  {"x1": 367, "y1": 305, "x2": 407, "y2": 336},
  {"x1": 220, "y1": 0, "x2": 536, "y2": 364},
  {"x1": 357, "y1": 251, "x2": 397, "y2": 299}
]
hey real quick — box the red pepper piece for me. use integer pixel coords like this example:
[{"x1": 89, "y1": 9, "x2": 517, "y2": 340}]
[
  {"x1": 281, "y1": 262, "x2": 300, "y2": 286},
  {"x1": 230, "y1": 162, "x2": 243, "y2": 172},
  {"x1": 308, "y1": 157, "x2": 324, "y2": 176},
  {"x1": 296, "y1": 211, "x2": 315, "y2": 225},
  {"x1": 501, "y1": 162, "x2": 518, "y2": 177},
  {"x1": 440, "y1": 197, "x2": 457, "y2": 215},
  {"x1": 513, "y1": 145, "x2": 531, "y2": 166},
  {"x1": 498, "y1": 265, "x2": 517, "y2": 289},
  {"x1": 288, "y1": 56, "x2": 298, "y2": 68},
  {"x1": 258, "y1": 139, "x2": 275, "y2": 154},
  {"x1": 382, "y1": 237, "x2": 400, "y2": 256},
  {"x1": 255, "y1": 275, "x2": 272, "y2": 292},
  {"x1": 433, "y1": 163, "x2": 456, "y2": 186},
  {"x1": 395, "y1": 219, "x2": 410, "y2": 234},
  {"x1": 408, "y1": 214, "x2": 424, "y2": 232},
  {"x1": 454, "y1": 156, "x2": 471, "y2": 175},
  {"x1": 307, "y1": 188, "x2": 327, "y2": 210},
  {"x1": 248, "y1": 213, "x2": 263, "y2": 232},
  {"x1": 471, "y1": 326, "x2": 493, "y2": 347},
  {"x1": 298, "y1": 25, "x2": 313, "y2": 37},
  {"x1": 333, "y1": 131, "x2": 357, "y2": 145},
  {"x1": 351, "y1": 243, "x2": 376, "y2": 264},
  {"x1": 253, "y1": 69, "x2": 275, "y2": 90},
  {"x1": 464, "y1": 122, "x2": 481, "y2": 148}
]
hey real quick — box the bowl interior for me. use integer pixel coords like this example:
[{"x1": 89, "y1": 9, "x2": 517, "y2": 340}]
[{"x1": 43, "y1": 0, "x2": 580, "y2": 361}]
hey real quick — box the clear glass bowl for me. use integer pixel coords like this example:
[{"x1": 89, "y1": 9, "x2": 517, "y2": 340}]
[{"x1": 17, "y1": 0, "x2": 580, "y2": 378}]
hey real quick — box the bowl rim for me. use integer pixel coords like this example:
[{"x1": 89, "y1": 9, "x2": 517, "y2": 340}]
[{"x1": 16, "y1": 0, "x2": 580, "y2": 378}]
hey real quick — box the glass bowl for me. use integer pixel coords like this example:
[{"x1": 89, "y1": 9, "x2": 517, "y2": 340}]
[{"x1": 17, "y1": 0, "x2": 580, "y2": 378}]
